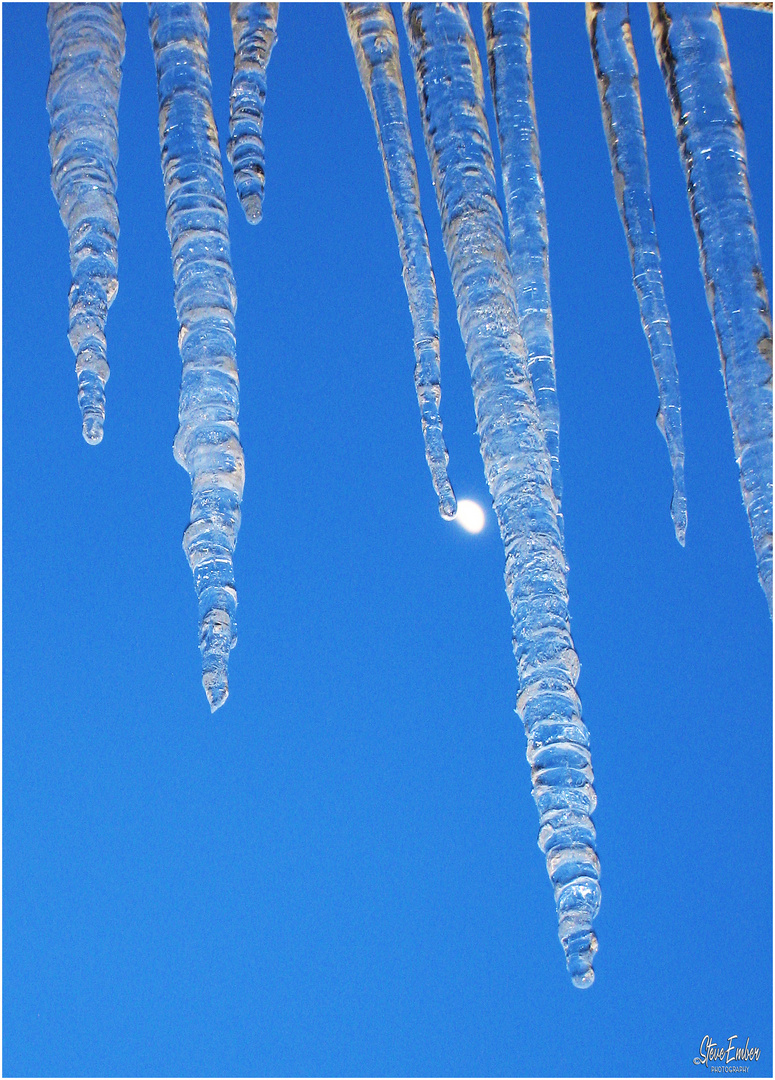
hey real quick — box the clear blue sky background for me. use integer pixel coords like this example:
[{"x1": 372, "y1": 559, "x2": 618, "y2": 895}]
[{"x1": 4, "y1": 3, "x2": 772, "y2": 1076}]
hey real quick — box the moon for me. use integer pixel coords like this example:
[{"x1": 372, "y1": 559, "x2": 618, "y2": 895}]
[{"x1": 454, "y1": 499, "x2": 486, "y2": 534}]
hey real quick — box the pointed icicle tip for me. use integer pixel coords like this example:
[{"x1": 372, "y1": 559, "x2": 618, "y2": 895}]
[
  {"x1": 77, "y1": 368, "x2": 108, "y2": 444},
  {"x1": 199, "y1": 608, "x2": 235, "y2": 713},
  {"x1": 671, "y1": 490, "x2": 687, "y2": 547},
  {"x1": 241, "y1": 194, "x2": 263, "y2": 225},
  {"x1": 82, "y1": 413, "x2": 104, "y2": 445},
  {"x1": 438, "y1": 484, "x2": 457, "y2": 520},
  {"x1": 563, "y1": 928, "x2": 598, "y2": 989},
  {"x1": 205, "y1": 673, "x2": 229, "y2": 713}
]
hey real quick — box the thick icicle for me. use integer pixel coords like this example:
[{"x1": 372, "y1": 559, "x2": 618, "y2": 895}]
[
  {"x1": 149, "y1": 2, "x2": 245, "y2": 710},
  {"x1": 403, "y1": 2, "x2": 600, "y2": 987},
  {"x1": 343, "y1": 2, "x2": 456, "y2": 519},
  {"x1": 227, "y1": 2, "x2": 278, "y2": 224},
  {"x1": 651, "y1": 3, "x2": 773, "y2": 610},
  {"x1": 46, "y1": 2, "x2": 125, "y2": 445},
  {"x1": 482, "y1": 2, "x2": 563, "y2": 527},
  {"x1": 587, "y1": 2, "x2": 688, "y2": 545}
]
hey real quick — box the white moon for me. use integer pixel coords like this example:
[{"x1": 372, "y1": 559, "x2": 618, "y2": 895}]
[{"x1": 454, "y1": 499, "x2": 486, "y2": 534}]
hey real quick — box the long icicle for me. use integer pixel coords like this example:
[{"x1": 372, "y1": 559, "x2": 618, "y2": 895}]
[
  {"x1": 46, "y1": 2, "x2": 125, "y2": 445},
  {"x1": 149, "y1": 2, "x2": 245, "y2": 710},
  {"x1": 650, "y1": 2, "x2": 773, "y2": 610},
  {"x1": 587, "y1": 2, "x2": 688, "y2": 545},
  {"x1": 482, "y1": 2, "x2": 563, "y2": 530},
  {"x1": 403, "y1": 2, "x2": 600, "y2": 987},
  {"x1": 227, "y1": 2, "x2": 278, "y2": 224},
  {"x1": 344, "y1": 2, "x2": 456, "y2": 519}
]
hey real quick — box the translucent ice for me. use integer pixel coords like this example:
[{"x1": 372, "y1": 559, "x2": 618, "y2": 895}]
[
  {"x1": 587, "y1": 2, "x2": 687, "y2": 544},
  {"x1": 228, "y1": 2, "x2": 278, "y2": 224},
  {"x1": 651, "y1": 2, "x2": 773, "y2": 609},
  {"x1": 344, "y1": 2, "x2": 455, "y2": 518},
  {"x1": 403, "y1": 1, "x2": 600, "y2": 987},
  {"x1": 149, "y1": 2, "x2": 245, "y2": 710},
  {"x1": 46, "y1": 2, "x2": 125, "y2": 445},
  {"x1": 482, "y1": 2, "x2": 563, "y2": 526}
]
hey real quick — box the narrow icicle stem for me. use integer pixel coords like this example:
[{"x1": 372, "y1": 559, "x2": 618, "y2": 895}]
[
  {"x1": 482, "y1": 2, "x2": 563, "y2": 529},
  {"x1": 46, "y1": 2, "x2": 125, "y2": 445},
  {"x1": 149, "y1": 2, "x2": 245, "y2": 711},
  {"x1": 228, "y1": 2, "x2": 278, "y2": 224},
  {"x1": 403, "y1": 2, "x2": 600, "y2": 987},
  {"x1": 587, "y1": 2, "x2": 688, "y2": 545},
  {"x1": 651, "y1": 2, "x2": 773, "y2": 610},
  {"x1": 344, "y1": 2, "x2": 456, "y2": 519}
]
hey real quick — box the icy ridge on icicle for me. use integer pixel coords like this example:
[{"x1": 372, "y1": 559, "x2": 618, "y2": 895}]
[
  {"x1": 343, "y1": 2, "x2": 456, "y2": 519},
  {"x1": 46, "y1": 2, "x2": 125, "y2": 445},
  {"x1": 587, "y1": 2, "x2": 687, "y2": 545},
  {"x1": 651, "y1": 2, "x2": 773, "y2": 610},
  {"x1": 149, "y1": 2, "x2": 245, "y2": 710},
  {"x1": 403, "y1": 1, "x2": 600, "y2": 987},
  {"x1": 228, "y1": 2, "x2": 278, "y2": 224},
  {"x1": 482, "y1": 2, "x2": 563, "y2": 529}
]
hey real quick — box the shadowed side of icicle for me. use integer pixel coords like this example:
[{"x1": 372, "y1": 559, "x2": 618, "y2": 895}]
[
  {"x1": 482, "y1": 2, "x2": 563, "y2": 530},
  {"x1": 46, "y1": 2, "x2": 125, "y2": 445},
  {"x1": 403, "y1": 1, "x2": 600, "y2": 988},
  {"x1": 228, "y1": 2, "x2": 278, "y2": 223},
  {"x1": 587, "y1": 2, "x2": 687, "y2": 545},
  {"x1": 149, "y1": 2, "x2": 245, "y2": 711},
  {"x1": 651, "y1": 2, "x2": 773, "y2": 611},
  {"x1": 344, "y1": 2, "x2": 456, "y2": 519}
]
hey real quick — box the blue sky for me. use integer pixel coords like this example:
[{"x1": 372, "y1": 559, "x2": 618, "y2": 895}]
[{"x1": 3, "y1": 3, "x2": 772, "y2": 1076}]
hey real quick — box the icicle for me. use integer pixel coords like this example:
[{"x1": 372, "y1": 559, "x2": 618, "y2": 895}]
[
  {"x1": 651, "y1": 3, "x2": 773, "y2": 610},
  {"x1": 482, "y1": 2, "x2": 563, "y2": 530},
  {"x1": 403, "y1": 2, "x2": 600, "y2": 988},
  {"x1": 587, "y1": 2, "x2": 688, "y2": 545},
  {"x1": 149, "y1": 2, "x2": 245, "y2": 711},
  {"x1": 343, "y1": 2, "x2": 456, "y2": 519},
  {"x1": 46, "y1": 3, "x2": 125, "y2": 445},
  {"x1": 227, "y1": 2, "x2": 278, "y2": 224}
]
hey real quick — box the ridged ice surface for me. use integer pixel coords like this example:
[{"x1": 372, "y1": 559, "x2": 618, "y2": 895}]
[
  {"x1": 344, "y1": 2, "x2": 456, "y2": 519},
  {"x1": 587, "y1": 2, "x2": 687, "y2": 545},
  {"x1": 403, "y1": 1, "x2": 600, "y2": 987},
  {"x1": 651, "y1": 2, "x2": 773, "y2": 610},
  {"x1": 46, "y1": 2, "x2": 125, "y2": 445},
  {"x1": 149, "y1": 2, "x2": 245, "y2": 710},
  {"x1": 228, "y1": 2, "x2": 278, "y2": 224},
  {"x1": 482, "y1": 2, "x2": 563, "y2": 528}
]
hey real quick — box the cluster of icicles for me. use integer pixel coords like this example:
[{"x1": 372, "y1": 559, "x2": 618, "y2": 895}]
[{"x1": 46, "y1": 1, "x2": 772, "y2": 988}]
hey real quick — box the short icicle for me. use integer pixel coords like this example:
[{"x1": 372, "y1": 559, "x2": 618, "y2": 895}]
[
  {"x1": 650, "y1": 2, "x2": 773, "y2": 610},
  {"x1": 149, "y1": 2, "x2": 245, "y2": 710},
  {"x1": 482, "y1": 2, "x2": 563, "y2": 527},
  {"x1": 344, "y1": 2, "x2": 455, "y2": 518},
  {"x1": 403, "y1": 2, "x2": 600, "y2": 987},
  {"x1": 228, "y1": 2, "x2": 279, "y2": 224},
  {"x1": 587, "y1": 2, "x2": 688, "y2": 545},
  {"x1": 46, "y1": 2, "x2": 125, "y2": 445}
]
